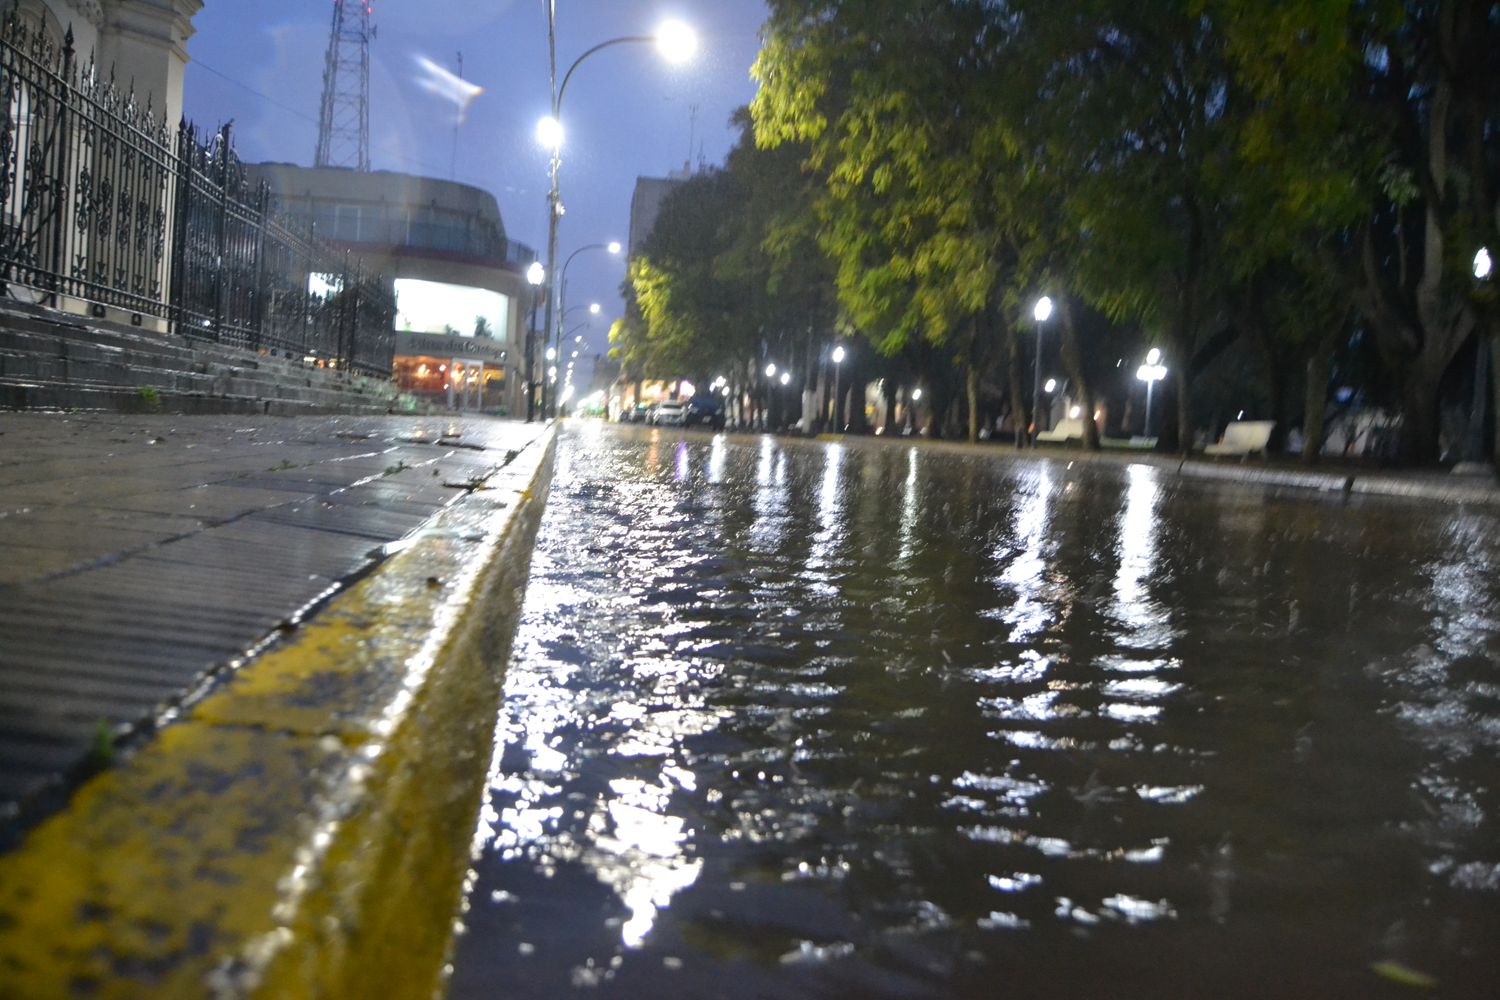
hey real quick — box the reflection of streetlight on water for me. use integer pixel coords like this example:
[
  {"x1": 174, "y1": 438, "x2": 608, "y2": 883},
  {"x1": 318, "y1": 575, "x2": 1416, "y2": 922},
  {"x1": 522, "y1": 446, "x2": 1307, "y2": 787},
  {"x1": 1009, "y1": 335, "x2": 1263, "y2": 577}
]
[{"x1": 1136, "y1": 348, "x2": 1168, "y2": 438}]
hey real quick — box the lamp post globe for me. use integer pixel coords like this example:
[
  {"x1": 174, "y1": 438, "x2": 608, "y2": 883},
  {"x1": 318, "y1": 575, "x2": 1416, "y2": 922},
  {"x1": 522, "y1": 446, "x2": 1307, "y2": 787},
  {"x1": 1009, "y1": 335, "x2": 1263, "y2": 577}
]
[
  {"x1": 655, "y1": 20, "x2": 698, "y2": 62},
  {"x1": 535, "y1": 116, "x2": 563, "y2": 150},
  {"x1": 1476, "y1": 247, "x2": 1493, "y2": 280}
]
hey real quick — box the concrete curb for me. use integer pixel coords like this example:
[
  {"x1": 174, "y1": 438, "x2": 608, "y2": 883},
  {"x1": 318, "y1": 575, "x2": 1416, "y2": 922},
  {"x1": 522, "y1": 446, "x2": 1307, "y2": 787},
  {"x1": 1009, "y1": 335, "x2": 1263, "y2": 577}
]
[{"x1": 0, "y1": 424, "x2": 558, "y2": 999}]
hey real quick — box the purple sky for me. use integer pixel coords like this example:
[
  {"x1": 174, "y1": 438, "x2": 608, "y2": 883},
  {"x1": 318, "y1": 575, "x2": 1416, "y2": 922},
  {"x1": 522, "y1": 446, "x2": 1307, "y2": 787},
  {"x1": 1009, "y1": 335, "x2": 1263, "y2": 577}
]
[{"x1": 183, "y1": 1, "x2": 767, "y2": 358}]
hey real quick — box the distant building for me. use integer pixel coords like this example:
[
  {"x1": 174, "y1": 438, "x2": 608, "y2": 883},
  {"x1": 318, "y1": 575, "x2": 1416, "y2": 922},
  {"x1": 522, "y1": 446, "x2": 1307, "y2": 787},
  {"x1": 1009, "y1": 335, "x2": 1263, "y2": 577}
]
[
  {"x1": 247, "y1": 164, "x2": 538, "y2": 414},
  {"x1": 628, "y1": 163, "x2": 700, "y2": 255}
]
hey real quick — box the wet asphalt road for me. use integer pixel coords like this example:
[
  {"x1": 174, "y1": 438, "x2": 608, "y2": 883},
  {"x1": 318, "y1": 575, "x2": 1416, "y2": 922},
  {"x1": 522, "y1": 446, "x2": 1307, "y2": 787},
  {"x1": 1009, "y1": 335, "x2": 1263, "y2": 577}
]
[{"x1": 447, "y1": 422, "x2": 1500, "y2": 999}]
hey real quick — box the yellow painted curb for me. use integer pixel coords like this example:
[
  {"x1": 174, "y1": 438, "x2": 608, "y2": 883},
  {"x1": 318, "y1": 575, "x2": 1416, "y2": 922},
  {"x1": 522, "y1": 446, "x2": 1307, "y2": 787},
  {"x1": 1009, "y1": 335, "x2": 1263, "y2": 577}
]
[{"x1": 0, "y1": 426, "x2": 559, "y2": 999}]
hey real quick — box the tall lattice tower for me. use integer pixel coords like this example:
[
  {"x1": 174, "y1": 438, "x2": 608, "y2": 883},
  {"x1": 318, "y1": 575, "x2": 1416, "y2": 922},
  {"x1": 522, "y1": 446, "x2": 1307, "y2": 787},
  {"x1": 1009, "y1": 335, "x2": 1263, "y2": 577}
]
[{"x1": 314, "y1": 1, "x2": 373, "y2": 170}]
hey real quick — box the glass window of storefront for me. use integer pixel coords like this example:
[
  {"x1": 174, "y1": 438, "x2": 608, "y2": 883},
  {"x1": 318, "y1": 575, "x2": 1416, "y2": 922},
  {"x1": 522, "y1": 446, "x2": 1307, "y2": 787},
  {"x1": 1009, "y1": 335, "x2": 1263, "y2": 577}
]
[{"x1": 394, "y1": 278, "x2": 510, "y2": 340}]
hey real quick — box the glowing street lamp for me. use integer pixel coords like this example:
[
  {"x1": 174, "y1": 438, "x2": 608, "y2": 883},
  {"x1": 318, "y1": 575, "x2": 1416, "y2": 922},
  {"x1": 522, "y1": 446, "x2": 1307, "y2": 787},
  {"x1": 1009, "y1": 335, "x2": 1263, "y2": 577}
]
[
  {"x1": 654, "y1": 19, "x2": 698, "y2": 62},
  {"x1": 1477, "y1": 247, "x2": 1493, "y2": 280},
  {"x1": 535, "y1": 116, "x2": 564, "y2": 150},
  {"x1": 779, "y1": 371, "x2": 791, "y2": 386},
  {"x1": 765, "y1": 363, "x2": 777, "y2": 378},
  {"x1": 1136, "y1": 348, "x2": 1168, "y2": 438}
]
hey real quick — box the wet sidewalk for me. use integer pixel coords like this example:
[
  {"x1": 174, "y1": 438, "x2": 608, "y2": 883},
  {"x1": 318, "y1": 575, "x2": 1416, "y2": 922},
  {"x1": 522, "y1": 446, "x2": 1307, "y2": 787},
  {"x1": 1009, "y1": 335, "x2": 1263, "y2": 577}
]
[
  {"x1": 816, "y1": 431, "x2": 1500, "y2": 505},
  {"x1": 0, "y1": 411, "x2": 549, "y2": 827}
]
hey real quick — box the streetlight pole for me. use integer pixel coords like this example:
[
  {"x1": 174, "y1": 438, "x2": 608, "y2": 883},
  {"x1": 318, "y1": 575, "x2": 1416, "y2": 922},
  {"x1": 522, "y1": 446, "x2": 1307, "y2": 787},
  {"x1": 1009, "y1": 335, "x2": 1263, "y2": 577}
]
[
  {"x1": 1460, "y1": 246, "x2": 1494, "y2": 470},
  {"x1": 524, "y1": 260, "x2": 545, "y2": 422},
  {"x1": 537, "y1": 17, "x2": 696, "y2": 422},
  {"x1": 831, "y1": 343, "x2": 846, "y2": 431},
  {"x1": 1031, "y1": 296, "x2": 1053, "y2": 447},
  {"x1": 553, "y1": 242, "x2": 619, "y2": 414},
  {"x1": 1136, "y1": 348, "x2": 1167, "y2": 439}
]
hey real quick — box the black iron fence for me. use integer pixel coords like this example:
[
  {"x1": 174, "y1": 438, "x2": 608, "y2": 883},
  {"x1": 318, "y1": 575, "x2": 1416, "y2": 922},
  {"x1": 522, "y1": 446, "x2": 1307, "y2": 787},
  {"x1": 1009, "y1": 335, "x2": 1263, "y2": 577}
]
[{"x1": 0, "y1": 14, "x2": 395, "y2": 375}]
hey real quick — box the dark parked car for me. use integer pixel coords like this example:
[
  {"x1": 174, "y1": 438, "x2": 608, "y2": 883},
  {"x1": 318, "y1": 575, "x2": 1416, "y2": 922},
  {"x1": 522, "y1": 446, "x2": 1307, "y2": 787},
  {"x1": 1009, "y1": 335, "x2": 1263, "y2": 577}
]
[
  {"x1": 686, "y1": 393, "x2": 726, "y2": 430},
  {"x1": 618, "y1": 402, "x2": 650, "y2": 423}
]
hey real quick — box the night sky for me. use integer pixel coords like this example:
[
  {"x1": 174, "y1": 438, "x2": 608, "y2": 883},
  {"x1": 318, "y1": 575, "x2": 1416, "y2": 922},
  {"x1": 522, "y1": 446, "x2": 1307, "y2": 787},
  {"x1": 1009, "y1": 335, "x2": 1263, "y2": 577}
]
[{"x1": 182, "y1": 1, "x2": 768, "y2": 359}]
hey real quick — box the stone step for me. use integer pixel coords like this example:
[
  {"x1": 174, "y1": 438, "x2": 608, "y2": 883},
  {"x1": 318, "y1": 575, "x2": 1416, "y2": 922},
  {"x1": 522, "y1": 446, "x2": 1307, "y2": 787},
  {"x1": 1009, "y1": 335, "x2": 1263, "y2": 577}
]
[
  {"x1": 0, "y1": 298, "x2": 419, "y2": 416},
  {"x1": 0, "y1": 378, "x2": 399, "y2": 417}
]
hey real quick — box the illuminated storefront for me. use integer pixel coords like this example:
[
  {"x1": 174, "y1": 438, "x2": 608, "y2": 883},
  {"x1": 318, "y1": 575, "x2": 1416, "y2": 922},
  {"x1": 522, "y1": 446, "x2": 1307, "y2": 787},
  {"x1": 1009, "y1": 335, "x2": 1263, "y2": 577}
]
[{"x1": 393, "y1": 331, "x2": 508, "y2": 411}]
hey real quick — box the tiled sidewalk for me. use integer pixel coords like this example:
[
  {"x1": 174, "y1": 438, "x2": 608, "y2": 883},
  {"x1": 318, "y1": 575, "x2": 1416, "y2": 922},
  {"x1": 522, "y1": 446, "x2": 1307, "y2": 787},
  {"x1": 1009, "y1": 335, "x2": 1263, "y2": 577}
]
[{"x1": 0, "y1": 412, "x2": 548, "y2": 825}]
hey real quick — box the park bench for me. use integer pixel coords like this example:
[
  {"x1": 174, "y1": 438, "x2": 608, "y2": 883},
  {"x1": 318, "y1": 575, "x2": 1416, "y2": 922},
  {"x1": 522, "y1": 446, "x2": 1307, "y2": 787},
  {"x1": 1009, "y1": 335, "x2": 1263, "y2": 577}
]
[
  {"x1": 1204, "y1": 419, "x2": 1275, "y2": 458},
  {"x1": 1036, "y1": 416, "x2": 1087, "y2": 444}
]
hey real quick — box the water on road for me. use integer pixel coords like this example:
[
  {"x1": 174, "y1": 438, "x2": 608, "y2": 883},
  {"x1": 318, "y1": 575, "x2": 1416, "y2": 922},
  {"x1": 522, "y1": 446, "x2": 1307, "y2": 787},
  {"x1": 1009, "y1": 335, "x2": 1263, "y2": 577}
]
[{"x1": 448, "y1": 423, "x2": 1500, "y2": 998}]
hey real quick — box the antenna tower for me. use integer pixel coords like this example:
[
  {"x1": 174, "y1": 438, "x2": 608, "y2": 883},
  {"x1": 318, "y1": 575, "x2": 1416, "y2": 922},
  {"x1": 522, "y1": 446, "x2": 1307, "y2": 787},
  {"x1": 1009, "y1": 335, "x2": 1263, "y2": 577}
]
[{"x1": 314, "y1": 1, "x2": 374, "y2": 170}]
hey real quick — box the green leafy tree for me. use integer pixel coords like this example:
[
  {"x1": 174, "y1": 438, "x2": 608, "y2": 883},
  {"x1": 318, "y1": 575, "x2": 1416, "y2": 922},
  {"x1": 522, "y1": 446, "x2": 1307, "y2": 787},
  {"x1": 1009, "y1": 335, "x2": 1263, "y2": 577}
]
[{"x1": 753, "y1": 0, "x2": 1039, "y2": 441}]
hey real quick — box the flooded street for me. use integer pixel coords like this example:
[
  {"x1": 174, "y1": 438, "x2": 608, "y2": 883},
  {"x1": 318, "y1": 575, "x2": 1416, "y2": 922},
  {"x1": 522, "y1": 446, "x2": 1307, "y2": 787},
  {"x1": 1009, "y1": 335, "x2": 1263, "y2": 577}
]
[{"x1": 448, "y1": 423, "x2": 1500, "y2": 998}]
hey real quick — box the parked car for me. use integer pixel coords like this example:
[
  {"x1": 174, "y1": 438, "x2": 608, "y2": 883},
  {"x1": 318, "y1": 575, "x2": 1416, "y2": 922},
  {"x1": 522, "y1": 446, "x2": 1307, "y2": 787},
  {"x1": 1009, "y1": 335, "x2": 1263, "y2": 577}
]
[
  {"x1": 652, "y1": 399, "x2": 688, "y2": 426},
  {"x1": 618, "y1": 402, "x2": 650, "y2": 423},
  {"x1": 686, "y1": 393, "x2": 726, "y2": 430}
]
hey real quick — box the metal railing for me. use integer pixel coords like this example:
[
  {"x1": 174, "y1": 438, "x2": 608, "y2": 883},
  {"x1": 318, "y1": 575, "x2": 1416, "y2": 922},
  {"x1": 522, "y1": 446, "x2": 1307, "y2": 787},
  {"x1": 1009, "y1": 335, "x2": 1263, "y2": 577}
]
[{"x1": 0, "y1": 13, "x2": 395, "y2": 375}]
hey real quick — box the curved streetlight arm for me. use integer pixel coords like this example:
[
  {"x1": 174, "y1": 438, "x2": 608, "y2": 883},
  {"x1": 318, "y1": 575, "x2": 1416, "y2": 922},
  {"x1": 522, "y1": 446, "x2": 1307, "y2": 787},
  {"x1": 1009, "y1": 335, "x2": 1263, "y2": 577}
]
[
  {"x1": 562, "y1": 242, "x2": 614, "y2": 285},
  {"x1": 558, "y1": 36, "x2": 653, "y2": 112}
]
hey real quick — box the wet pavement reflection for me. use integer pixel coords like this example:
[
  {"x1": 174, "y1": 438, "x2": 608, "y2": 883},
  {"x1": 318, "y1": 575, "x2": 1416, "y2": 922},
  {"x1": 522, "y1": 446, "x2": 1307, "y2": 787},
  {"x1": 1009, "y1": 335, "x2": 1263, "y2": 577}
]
[{"x1": 448, "y1": 423, "x2": 1500, "y2": 998}]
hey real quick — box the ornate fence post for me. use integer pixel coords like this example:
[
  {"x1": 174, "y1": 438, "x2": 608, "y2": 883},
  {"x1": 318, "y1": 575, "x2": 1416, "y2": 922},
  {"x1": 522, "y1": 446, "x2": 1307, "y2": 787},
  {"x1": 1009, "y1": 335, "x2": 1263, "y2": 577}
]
[
  {"x1": 348, "y1": 257, "x2": 362, "y2": 374},
  {"x1": 338, "y1": 248, "x2": 351, "y2": 369},
  {"x1": 167, "y1": 119, "x2": 191, "y2": 332},
  {"x1": 209, "y1": 121, "x2": 231, "y2": 340},
  {"x1": 47, "y1": 27, "x2": 75, "y2": 307},
  {"x1": 251, "y1": 181, "x2": 269, "y2": 352}
]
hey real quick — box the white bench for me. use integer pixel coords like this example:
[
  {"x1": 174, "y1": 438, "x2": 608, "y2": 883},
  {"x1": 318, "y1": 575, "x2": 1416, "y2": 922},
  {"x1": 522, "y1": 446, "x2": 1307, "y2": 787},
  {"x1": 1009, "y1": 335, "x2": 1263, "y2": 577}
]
[
  {"x1": 1036, "y1": 416, "x2": 1086, "y2": 444},
  {"x1": 1204, "y1": 420, "x2": 1274, "y2": 457}
]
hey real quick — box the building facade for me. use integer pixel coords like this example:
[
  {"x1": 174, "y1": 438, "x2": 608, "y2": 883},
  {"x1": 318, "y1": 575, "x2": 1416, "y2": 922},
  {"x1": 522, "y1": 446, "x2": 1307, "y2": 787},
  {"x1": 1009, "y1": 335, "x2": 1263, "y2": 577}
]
[
  {"x1": 21, "y1": 0, "x2": 201, "y2": 128},
  {"x1": 247, "y1": 165, "x2": 538, "y2": 414}
]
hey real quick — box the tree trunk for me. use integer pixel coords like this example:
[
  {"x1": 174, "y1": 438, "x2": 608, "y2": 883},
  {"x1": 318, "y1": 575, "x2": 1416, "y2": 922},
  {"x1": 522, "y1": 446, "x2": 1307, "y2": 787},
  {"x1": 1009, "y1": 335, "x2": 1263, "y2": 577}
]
[
  {"x1": 847, "y1": 355, "x2": 869, "y2": 433},
  {"x1": 1173, "y1": 365, "x2": 1192, "y2": 455},
  {"x1": 1005, "y1": 319, "x2": 1028, "y2": 449},
  {"x1": 1301, "y1": 351, "x2": 1332, "y2": 467},
  {"x1": 1057, "y1": 297, "x2": 1099, "y2": 449},
  {"x1": 966, "y1": 366, "x2": 980, "y2": 443},
  {"x1": 928, "y1": 372, "x2": 950, "y2": 440},
  {"x1": 882, "y1": 377, "x2": 898, "y2": 435},
  {"x1": 1265, "y1": 356, "x2": 1288, "y2": 454},
  {"x1": 1400, "y1": 371, "x2": 1441, "y2": 466}
]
